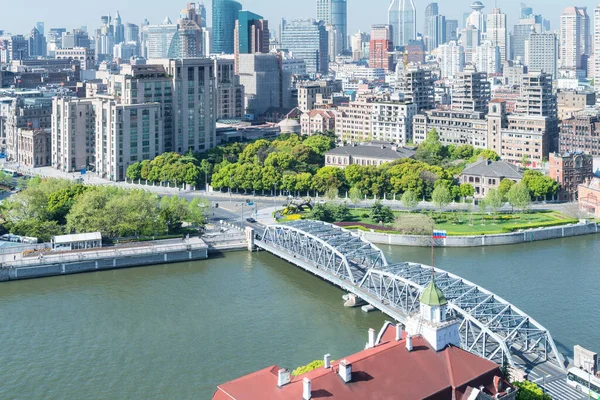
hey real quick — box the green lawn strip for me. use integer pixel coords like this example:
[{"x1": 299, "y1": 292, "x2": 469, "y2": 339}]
[{"x1": 278, "y1": 208, "x2": 579, "y2": 236}]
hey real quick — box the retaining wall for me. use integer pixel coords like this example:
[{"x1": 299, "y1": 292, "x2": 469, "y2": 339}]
[
  {"x1": 355, "y1": 222, "x2": 600, "y2": 247},
  {"x1": 0, "y1": 246, "x2": 209, "y2": 282}
]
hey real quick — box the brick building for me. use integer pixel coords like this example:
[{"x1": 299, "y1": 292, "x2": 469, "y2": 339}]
[
  {"x1": 549, "y1": 152, "x2": 594, "y2": 201},
  {"x1": 559, "y1": 112, "x2": 600, "y2": 157},
  {"x1": 460, "y1": 159, "x2": 523, "y2": 198}
]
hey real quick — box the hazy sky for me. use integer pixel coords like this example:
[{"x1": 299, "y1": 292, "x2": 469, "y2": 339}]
[{"x1": 1, "y1": 0, "x2": 598, "y2": 36}]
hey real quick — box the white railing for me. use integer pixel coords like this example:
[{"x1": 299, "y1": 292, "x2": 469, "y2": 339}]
[{"x1": 10, "y1": 240, "x2": 208, "y2": 268}]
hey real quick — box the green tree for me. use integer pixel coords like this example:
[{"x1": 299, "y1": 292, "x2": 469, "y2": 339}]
[
  {"x1": 348, "y1": 186, "x2": 362, "y2": 208},
  {"x1": 292, "y1": 360, "x2": 325, "y2": 377},
  {"x1": 11, "y1": 219, "x2": 63, "y2": 242},
  {"x1": 325, "y1": 187, "x2": 339, "y2": 201},
  {"x1": 520, "y1": 154, "x2": 531, "y2": 169},
  {"x1": 513, "y1": 380, "x2": 551, "y2": 400},
  {"x1": 370, "y1": 201, "x2": 395, "y2": 224},
  {"x1": 469, "y1": 149, "x2": 500, "y2": 163},
  {"x1": 507, "y1": 182, "x2": 532, "y2": 212},
  {"x1": 459, "y1": 183, "x2": 475, "y2": 201},
  {"x1": 401, "y1": 190, "x2": 419, "y2": 209},
  {"x1": 200, "y1": 159, "x2": 212, "y2": 189},
  {"x1": 159, "y1": 196, "x2": 190, "y2": 234},
  {"x1": 415, "y1": 128, "x2": 444, "y2": 165},
  {"x1": 295, "y1": 172, "x2": 313, "y2": 194},
  {"x1": 431, "y1": 185, "x2": 452, "y2": 211},
  {"x1": 332, "y1": 202, "x2": 351, "y2": 222},
  {"x1": 312, "y1": 166, "x2": 346, "y2": 193},
  {"x1": 302, "y1": 134, "x2": 335, "y2": 156},
  {"x1": 308, "y1": 203, "x2": 334, "y2": 222},
  {"x1": 500, "y1": 354, "x2": 511, "y2": 381},
  {"x1": 522, "y1": 170, "x2": 559, "y2": 200},
  {"x1": 498, "y1": 178, "x2": 515, "y2": 201},
  {"x1": 450, "y1": 144, "x2": 475, "y2": 160},
  {"x1": 187, "y1": 198, "x2": 209, "y2": 228},
  {"x1": 485, "y1": 189, "x2": 504, "y2": 222},
  {"x1": 126, "y1": 162, "x2": 142, "y2": 181},
  {"x1": 478, "y1": 199, "x2": 487, "y2": 225}
]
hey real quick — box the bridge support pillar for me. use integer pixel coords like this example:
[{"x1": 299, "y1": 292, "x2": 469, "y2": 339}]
[{"x1": 245, "y1": 227, "x2": 255, "y2": 251}]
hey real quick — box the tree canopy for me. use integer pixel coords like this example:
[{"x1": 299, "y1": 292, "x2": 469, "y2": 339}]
[{"x1": 1, "y1": 179, "x2": 207, "y2": 241}]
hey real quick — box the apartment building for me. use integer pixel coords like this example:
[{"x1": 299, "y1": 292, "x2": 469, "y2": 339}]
[{"x1": 300, "y1": 109, "x2": 335, "y2": 136}]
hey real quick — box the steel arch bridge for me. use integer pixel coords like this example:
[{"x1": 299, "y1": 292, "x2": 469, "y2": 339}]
[{"x1": 257, "y1": 221, "x2": 564, "y2": 371}]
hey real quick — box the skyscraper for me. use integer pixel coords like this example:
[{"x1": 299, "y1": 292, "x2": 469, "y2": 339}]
[
  {"x1": 427, "y1": 14, "x2": 446, "y2": 51},
  {"x1": 560, "y1": 6, "x2": 590, "y2": 71},
  {"x1": 282, "y1": 19, "x2": 329, "y2": 75},
  {"x1": 234, "y1": 11, "x2": 270, "y2": 73},
  {"x1": 316, "y1": 0, "x2": 347, "y2": 51},
  {"x1": 485, "y1": 8, "x2": 507, "y2": 64},
  {"x1": 143, "y1": 17, "x2": 178, "y2": 59},
  {"x1": 36, "y1": 22, "x2": 44, "y2": 36},
  {"x1": 125, "y1": 23, "x2": 140, "y2": 44},
  {"x1": 388, "y1": 0, "x2": 416, "y2": 47},
  {"x1": 369, "y1": 24, "x2": 393, "y2": 71},
  {"x1": 28, "y1": 27, "x2": 47, "y2": 57},
  {"x1": 212, "y1": 0, "x2": 242, "y2": 54},
  {"x1": 525, "y1": 32, "x2": 558, "y2": 78},
  {"x1": 511, "y1": 13, "x2": 542, "y2": 62},
  {"x1": 594, "y1": 6, "x2": 600, "y2": 91},
  {"x1": 437, "y1": 41, "x2": 465, "y2": 78},
  {"x1": 445, "y1": 20, "x2": 458, "y2": 42},
  {"x1": 114, "y1": 11, "x2": 125, "y2": 44},
  {"x1": 424, "y1": 3, "x2": 438, "y2": 50}
]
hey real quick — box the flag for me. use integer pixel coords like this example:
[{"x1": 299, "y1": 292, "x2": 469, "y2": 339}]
[{"x1": 433, "y1": 230, "x2": 447, "y2": 239}]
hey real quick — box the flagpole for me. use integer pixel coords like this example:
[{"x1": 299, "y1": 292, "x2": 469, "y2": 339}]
[{"x1": 431, "y1": 230, "x2": 435, "y2": 268}]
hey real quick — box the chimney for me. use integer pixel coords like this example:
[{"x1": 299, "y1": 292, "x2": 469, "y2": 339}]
[
  {"x1": 367, "y1": 328, "x2": 376, "y2": 348},
  {"x1": 324, "y1": 353, "x2": 331, "y2": 369},
  {"x1": 406, "y1": 335, "x2": 413, "y2": 352},
  {"x1": 338, "y1": 359, "x2": 352, "y2": 383},
  {"x1": 302, "y1": 378, "x2": 312, "y2": 400},
  {"x1": 395, "y1": 323, "x2": 403, "y2": 341},
  {"x1": 277, "y1": 368, "x2": 291, "y2": 387}
]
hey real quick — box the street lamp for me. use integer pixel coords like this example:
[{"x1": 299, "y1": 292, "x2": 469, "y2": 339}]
[{"x1": 229, "y1": 173, "x2": 232, "y2": 202}]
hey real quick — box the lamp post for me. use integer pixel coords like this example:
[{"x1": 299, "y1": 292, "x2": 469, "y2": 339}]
[{"x1": 229, "y1": 173, "x2": 232, "y2": 202}]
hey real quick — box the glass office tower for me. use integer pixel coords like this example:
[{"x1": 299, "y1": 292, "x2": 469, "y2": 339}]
[{"x1": 213, "y1": 0, "x2": 242, "y2": 54}]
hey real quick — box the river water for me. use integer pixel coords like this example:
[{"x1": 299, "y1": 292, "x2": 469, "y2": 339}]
[{"x1": 0, "y1": 235, "x2": 598, "y2": 399}]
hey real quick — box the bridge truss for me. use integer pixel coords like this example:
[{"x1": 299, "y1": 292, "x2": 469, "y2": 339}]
[{"x1": 258, "y1": 221, "x2": 564, "y2": 371}]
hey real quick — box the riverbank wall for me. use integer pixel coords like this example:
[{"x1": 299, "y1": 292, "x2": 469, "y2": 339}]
[
  {"x1": 353, "y1": 221, "x2": 599, "y2": 247},
  {"x1": 0, "y1": 239, "x2": 210, "y2": 282}
]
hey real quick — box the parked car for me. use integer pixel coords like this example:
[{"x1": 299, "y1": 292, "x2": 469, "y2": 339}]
[{"x1": 246, "y1": 218, "x2": 257, "y2": 223}]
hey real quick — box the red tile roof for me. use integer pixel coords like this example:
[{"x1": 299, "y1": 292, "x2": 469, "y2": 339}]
[{"x1": 213, "y1": 322, "x2": 512, "y2": 400}]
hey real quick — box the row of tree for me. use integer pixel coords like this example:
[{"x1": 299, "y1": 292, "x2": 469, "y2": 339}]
[
  {"x1": 1, "y1": 178, "x2": 208, "y2": 241},
  {"x1": 126, "y1": 152, "x2": 201, "y2": 185}
]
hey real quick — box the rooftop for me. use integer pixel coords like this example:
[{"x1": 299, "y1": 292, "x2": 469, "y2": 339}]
[
  {"x1": 461, "y1": 159, "x2": 523, "y2": 180},
  {"x1": 213, "y1": 322, "x2": 512, "y2": 400},
  {"x1": 326, "y1": 144, "x2": 415, "y2": 160}
]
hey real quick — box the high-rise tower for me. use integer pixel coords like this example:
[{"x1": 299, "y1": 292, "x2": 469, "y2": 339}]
[
  {"x1": 316, "y1": 0, "x2": 347, "y2": 52},
  {"x1": 388, "y1": 0, "x2": 416, "y2": 47},
  {"x1": 212, "y1": 0, "x2": 242, "y2": 54}
]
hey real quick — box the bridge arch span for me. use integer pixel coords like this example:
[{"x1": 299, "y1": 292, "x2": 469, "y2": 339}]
[{"x1": 256, "y1": 221, "x2": 564, "y2": 371}]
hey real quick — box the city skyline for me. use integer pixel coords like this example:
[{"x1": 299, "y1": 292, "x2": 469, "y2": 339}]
[{"x1": 2, "y1": 0, "x2": 597, "y2": 37}]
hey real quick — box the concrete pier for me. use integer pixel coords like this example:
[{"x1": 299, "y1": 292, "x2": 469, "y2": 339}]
[{"x1": 0, "y1": 238, "x2": 210, "y2": 282}]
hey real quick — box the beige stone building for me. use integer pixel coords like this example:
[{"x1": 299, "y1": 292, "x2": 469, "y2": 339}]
[
  {"x1": 579, "y1": 177, "x2": 600, "y2": 218},
  {"x1": 17, "y1": 128, "x2": 50, "y2": 168},
  {"x1": 325, "y1": 142, "x2": 415, "y2": 168},
  {"x1": 300, "y1": 109, "x2": 335, "y2": 136}
]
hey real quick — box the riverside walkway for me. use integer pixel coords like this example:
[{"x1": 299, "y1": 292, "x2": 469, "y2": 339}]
[{"x1": 254, "y1": 220, "x2": 585, "y2": 399}]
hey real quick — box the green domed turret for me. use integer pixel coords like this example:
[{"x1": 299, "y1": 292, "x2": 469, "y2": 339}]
[{"x1": 419, "y1": 277, "x2": 448, "y2": 306}]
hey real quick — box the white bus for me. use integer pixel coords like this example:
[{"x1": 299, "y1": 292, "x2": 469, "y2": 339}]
[{"x1": 567, "y1": 367, "x2": 600, "y2": 398}]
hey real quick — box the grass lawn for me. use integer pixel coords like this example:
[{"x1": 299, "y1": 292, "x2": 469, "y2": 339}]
[{"x1": 339, "y1": 209, "x2": 578, "y2": 236}]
